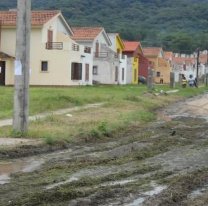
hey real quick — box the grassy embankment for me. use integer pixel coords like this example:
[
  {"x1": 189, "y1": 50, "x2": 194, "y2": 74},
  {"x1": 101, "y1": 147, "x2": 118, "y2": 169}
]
[{"x1": 0, "y1": 84, "x2": 207, "y2": 144}]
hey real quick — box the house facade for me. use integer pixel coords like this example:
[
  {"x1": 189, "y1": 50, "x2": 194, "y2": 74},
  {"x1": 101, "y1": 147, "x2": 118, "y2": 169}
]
[
  {"x1": 0, "y1": 10, "x2": 93, "y2": 86},
  {"x1": 143, "y1": 47, "x2": 171, "y2": 84},
  {"x1": 72, "y1": 27, "x2": 120, "y2": 85}
]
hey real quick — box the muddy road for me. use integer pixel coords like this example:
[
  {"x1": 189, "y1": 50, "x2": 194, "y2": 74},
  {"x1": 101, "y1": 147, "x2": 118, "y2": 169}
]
[{"x1": 1, "y1": 93, "x2": 208, "y2": 206}]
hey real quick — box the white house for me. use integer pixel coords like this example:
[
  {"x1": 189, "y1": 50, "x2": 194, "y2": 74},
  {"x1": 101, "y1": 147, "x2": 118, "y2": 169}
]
[
  {"x1": 107, "y1": 33, "x2": 127, "y2": 85},
  {"x1": 0, "y1": 10, "x2": 93, "y2": 86},
  {"x1": 72, "y1": 27, "x2": 121, "y2": 85}
]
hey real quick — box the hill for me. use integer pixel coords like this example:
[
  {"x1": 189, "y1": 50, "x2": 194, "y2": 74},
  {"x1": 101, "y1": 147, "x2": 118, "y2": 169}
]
[{"x1": 1, "y1": 0, "x2": 208, "y2": 53}]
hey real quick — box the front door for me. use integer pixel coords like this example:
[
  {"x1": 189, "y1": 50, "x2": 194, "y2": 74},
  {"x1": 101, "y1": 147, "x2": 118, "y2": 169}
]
[{"x1": 0, "y1": 61, "x2": 6, "y2": 86}]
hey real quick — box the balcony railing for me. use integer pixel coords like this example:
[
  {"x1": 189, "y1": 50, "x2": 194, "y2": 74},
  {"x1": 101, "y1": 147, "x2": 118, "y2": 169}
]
[
  {"x1": 72, "y1": 43, "x2": 79, "y2": 51},
  {"x1": 94, "y1": 52, "x2": 108, "y2": 58},
  {"x1": 84, "y1": 46, "x2": 91, "y2": 54},
  {"x1": 46, "y1": 42, "x2": 63, "y2": 50}
]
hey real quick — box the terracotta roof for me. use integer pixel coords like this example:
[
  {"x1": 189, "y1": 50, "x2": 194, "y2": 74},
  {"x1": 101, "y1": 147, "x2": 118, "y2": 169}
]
[
  {"x1": 172, "y1": 57, "x2": 195, "y2": 65},
  {"x1": 0, "y1": 10, "x2": 60, "y2": 26},
  {"x1": 164, "y1": 51, "x2": 173, "y2": 60},
  {"x1": 143, "y1": 47, "x2": 162, "y2": 56},
  {"x1": 199, "y1": 54, "x2": 207, "y2": 64},
  {"x1": 0, "y1": 51, "x2": 14, "y2": 58},
  {"x1": 123, "y1": 41, "x2": 140, "y2": 52},
  {"x1": 72, "y1": 27, "x2": 104, "y2": 40}
]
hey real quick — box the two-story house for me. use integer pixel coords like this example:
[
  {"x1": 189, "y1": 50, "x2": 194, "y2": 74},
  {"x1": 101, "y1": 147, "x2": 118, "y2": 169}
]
[
  {"x1": 0, "y1": 10, "x2": 93, "y2": 86},
  {"x1": 107, "y1": 33, "x2": 127, "y2": 85},
  {"x1": 72, "y1": 27, "x2": 120, "y2": 85}
]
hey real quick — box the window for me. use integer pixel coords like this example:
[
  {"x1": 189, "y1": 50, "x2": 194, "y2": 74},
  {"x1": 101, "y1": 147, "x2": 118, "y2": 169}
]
[
  {"x1": 117, "y1": 48, "x2": 120, "y2": 54},
  {"x1": 85, "y1": 64, "x2": 89, "y2": 81},
  {"x1": 134, "y1": 69, "x2": 137, "y2": 82},
  {"x1": 93, "y1": 66, "x2": 98, "y2": 75},
  {"x1": 134, "y1": 57, "x2": 137, "y2": 62},
  {"x1": 122, "y1": 68, "x2": 125, "y2": 81},
  {"x1": 41, "y1": 61, "x2": 48, "y2": 72},
  {"x1": 71, "y1": 63, "x2": 82, "y2": 80},
  {"x1": 115, "y1": 66, "x2": 118, "y2": 81},
  {"x1": 156, "y1": 71, "x2": 161, "y2": 77},
  {"x1": 47, "y1": 30, "x2": 53, "y2": 50}
]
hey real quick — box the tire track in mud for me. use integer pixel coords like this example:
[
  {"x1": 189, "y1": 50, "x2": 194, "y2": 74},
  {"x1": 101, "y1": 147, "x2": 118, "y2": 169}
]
[{"x1": 1, "y1": 93, "x2": 208, "y2": 205}]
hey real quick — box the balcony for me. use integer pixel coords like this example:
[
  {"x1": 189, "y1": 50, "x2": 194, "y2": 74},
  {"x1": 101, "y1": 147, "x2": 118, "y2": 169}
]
[
  {"x1": 46, "y1": 42, "x2": 63, "y2": 50},
  {"x1": 72, "y1": 43, "x2": 79, "y2": 51},
  {"x1": 84, "y1": 46, "x2": 91, "y2": 54},
  {"x1": 94, "y1": 52, "x2": 108, "y2": 58}
]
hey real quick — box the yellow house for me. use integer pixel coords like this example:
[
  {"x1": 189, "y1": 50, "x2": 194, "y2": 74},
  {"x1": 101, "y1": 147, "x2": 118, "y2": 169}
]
[
  {"x1": 143, "y1": 47, "x2": 172, "y2": 84},
  {"x1": 123, "y1": 42, "x2": 143, "y2": 84},
  {"x1": 0, "y1": 10, "x2": 93, "y2": 86}
]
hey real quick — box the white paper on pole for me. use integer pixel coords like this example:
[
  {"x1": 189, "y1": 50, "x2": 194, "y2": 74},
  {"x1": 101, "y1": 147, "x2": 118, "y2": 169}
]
[
  {"x1": 0, "y1": 67, "x2": 1, "y2": 73},
  {"x1": 15, "y1": 61, "x2": 22, "y2": 76}
]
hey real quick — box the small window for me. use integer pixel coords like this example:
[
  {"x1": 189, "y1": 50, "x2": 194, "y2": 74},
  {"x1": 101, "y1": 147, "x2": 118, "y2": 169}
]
[
  {"x1": 41, "y1": 61, "x2": 48, "y2": 72},
  {"x1": 122, "y1": 68, "x2": 125, "y2": 81},
  {"x1": 71, "y1": 63, "x2": 82, "y2": 80},
  {"x1": 134, "y1": 57, "x2": 137, "y2": 62},
  {"x1": 93, "y1": 66, "x2": 98, "y2": 75},
  {"x1": 85, "y1": 64, "x2": 89, "y2": 81},
  {"x1": 156, "y1": 71, "x2": 161, "y2": 77},
  {"x1": 115, "y1": 66, "x2": 118, "y2": 81}
]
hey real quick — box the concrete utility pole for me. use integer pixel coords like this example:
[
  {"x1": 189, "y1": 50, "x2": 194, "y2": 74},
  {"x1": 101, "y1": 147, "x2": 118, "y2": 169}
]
[
  {"x1": 13, "y1": 0, "x2": 31, "y2": 132},
  {"x1": 196, "y1": 50, "x2": 200, "y2": 88},
  {"x1": 147, "y1": 69, "x2": 154, "y2": 90},
  {"x1": 170, "y1": 72, "x2": 175, "y2": 89}
]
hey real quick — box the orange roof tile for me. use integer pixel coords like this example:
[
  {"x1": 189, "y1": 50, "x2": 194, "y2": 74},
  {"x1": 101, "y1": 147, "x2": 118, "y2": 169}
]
[
  {"x1": 0, "y1": 10, "x2": 60, "y2": 26},
  {"x1": 164, "y1": 51, "x2": 173, "y2": 60},
  {"x1": 123, "y1": 41, "x2": 140, "y2": 52},
  {"x1": 199, "y1": 54, "x2": 207, "y2": 64},
  {"x1": 172, "y1": 57, "x2": 195, "y2": 65},
  {"x1": 72, "y1": 27, "x2": 104, "y2": 40},
  {"x1": 143, "y1": 47, "x2": 162, "y2": 56}
]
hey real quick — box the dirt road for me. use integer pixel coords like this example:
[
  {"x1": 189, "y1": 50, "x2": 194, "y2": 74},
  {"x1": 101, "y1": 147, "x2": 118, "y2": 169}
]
[{"x1": 1, "y1": 93, "x2": 208, "y2": 206}]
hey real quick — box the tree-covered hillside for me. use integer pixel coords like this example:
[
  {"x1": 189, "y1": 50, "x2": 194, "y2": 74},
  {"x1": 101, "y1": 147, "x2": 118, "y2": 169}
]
[{"x1": 1, "y1": 0, "x2": 208, "y2": 52}]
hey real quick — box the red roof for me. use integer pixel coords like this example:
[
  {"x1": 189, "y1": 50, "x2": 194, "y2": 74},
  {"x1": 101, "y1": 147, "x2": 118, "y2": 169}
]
[
  {"x1": 172, "y1": 57, "x2": 195, "y2": 65},
  {"x1": 0, "y1": 10, "x2": 60, "y2": 26},
  {"x1": 143, "y1": 47, "x2": 162, "y2": 56},
  {"x1": 123, "y1": 41, "x2": 140, "y2": 52},
  {"x1": 72, "y1": 27, "x2": 104, "y2": 40},
  {"x1": 199, "y1": 54, "x2": 207, "y2": 64}
]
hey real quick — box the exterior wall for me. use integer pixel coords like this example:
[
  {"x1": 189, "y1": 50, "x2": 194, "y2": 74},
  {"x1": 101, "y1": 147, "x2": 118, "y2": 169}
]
[
  {"x1": 108, "y1": 35, "x2": 116, "y2": 52},
  {"x1": 93, "y1": 44, "x2": 119, "y2": 84},
  {"x1": 126, "y1": 57, "x2": 133, "y2": 84},
  {"x1": 145, "y1": 56, "x2": 171, "y2": 84},
  {"x1": 139, "y1": 53, "x2": 149, "y2": 78},
  {"x1": 3, "y1": 18, "x2": 93, "y2": 86},
  {"x1": 118, "y1": 54, "x2": 127, "y2": 85}
]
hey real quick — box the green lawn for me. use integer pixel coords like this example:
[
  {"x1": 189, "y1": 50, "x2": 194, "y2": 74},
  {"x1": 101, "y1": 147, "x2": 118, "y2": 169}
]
[{"x1": 0, "y1": 84, "x2": 207, "y2": 143}]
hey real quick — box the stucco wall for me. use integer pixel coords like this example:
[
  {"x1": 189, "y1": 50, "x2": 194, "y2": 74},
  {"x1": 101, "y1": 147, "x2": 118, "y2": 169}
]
[{"x1": 126, "y1": 58, "x2": 133, "y2": 84}]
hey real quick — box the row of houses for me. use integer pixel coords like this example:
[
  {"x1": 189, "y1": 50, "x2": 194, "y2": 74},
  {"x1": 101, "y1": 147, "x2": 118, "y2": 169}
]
[
  {"x1": 0, "y1": 10, "x2": 206, "y2": 87},
  {"x1": 0, "y1": 10, "x2": 174, "y2": 86}
]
